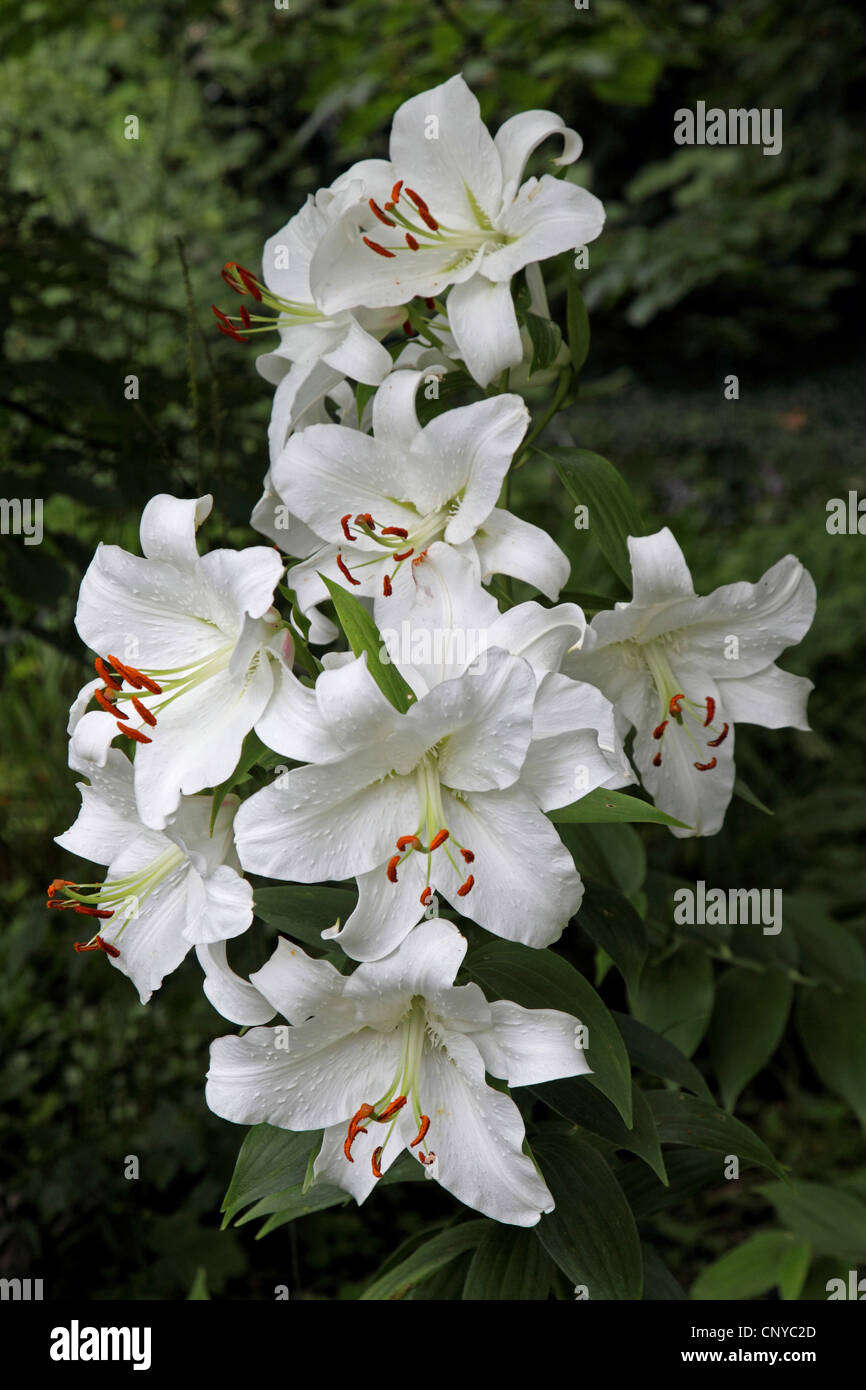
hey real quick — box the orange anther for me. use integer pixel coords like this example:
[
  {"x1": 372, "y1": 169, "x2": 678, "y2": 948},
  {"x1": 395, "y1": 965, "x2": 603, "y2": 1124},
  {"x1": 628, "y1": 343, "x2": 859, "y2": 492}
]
[
  {"x1": 410, "y1": 1115, "x2": 430, "y2": 1148},
  {"x1": 386, "y1": 855, "x2": 401, "y2": 883},
  {"x1": 428, "y1": 829, "x2": 449, "y2": 852},
  {"x1": 704, "y1": 697, "x2": 716, "y2": 727},
  {"x1": 694, "y1": 757, "x2": 717, "y2": 772},
  {"x1": 707, "y1": 723, "x2": 729, "y2": 748},
  {"x1": 456, "y1": 874, "x2": 474, "y2": 897},
  {"x1": 362, "y1": 236, "x2": 396, "y2": 259},
  {"x1": 336, "y1": 553, "x2": 361, "y2": 586},
  {"x1": 131, "y1": 696, "x2": 157, "y2": 727}
]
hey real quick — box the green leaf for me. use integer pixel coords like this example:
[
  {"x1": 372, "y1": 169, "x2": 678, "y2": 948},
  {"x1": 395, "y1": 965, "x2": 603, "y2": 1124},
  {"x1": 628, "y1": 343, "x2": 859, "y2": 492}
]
[
  {"x1": 186, "y1": 1267, "x2": 210, "y2": 1300},
  {"x1": 565, "y1": 822, "x2": 647, "y2": 897},
  {"x1": 320, "y1": 575, "x2": 416, "y2": 713},
  {"x1": 531, "y1": 1077, "x2": 667, "y2": 1182},
  {"x1": 758, "y1": 1180, "x2": 866, "y2": 1265},
  {"x1": 796, "y1": 985, "x2": 866, "y2": 1128},
  {"x1": 463, "y1": 940, "x2": 632, "y2": 1125},
  {"x1": 462, "y1": 1224, "x2": 557, "y2": 1299},
  {"x1": 620, "y1": 1151, "x2": 721, "y2": 1220},
  {"x1": 359, "y1": 1222, "x2": 488, "y2": 1300},
  {"x1": 526, "y1": 311, "x2": 563, "y2": 374},
  {"x1": 566, "y1": 268, "x2": 590, "y2": 375},
  {"x1": 541, "y1": 445, "x2": 647, "y2": 587},
  {"x1": 253, "y1": 883, "x2": 357, "y2": 951},
  {"x1": 633, "y1": 943, "x2": 714, "y2": 1057},
  {"x1": 549, "y1": 786, "x2": 689, "y2": 830},
  {"x1": 642, "y1": 1244, "x2": 687, "y2": 1300},
  {"x1": 576, "y1": 877, "x2": 648, "y2": 998},
  {"x1": 355, "y1": 380, "x2": 377, "y2": 421},
  {"x1": 709, "y1": 967, "x2": 793, "y2": 1111},
  {"x1": 239, "y1": 1183, "x2": 349, "y2": 1237},
  {"x1": 648, "y1": 1092, "x2": 786, "y2": 1179},
  {"x1": 612, "y1": 1011, "x2": 714, "y2": 1102},
  {"x1": 691, "y1": 1232, "x2": 812, "y2": 1301},
  {"x1": 777, "y1": 1238, "x2": 813, "y2": 1301},
  {"x1": 533, "y1": 1132, "x2": 643, "y2": 1300},
  {"x1": 209, "y1": 729, "x2": 269, "y2": 831},
  {"x1": 733, "y1": 776, "x2": 774, "y2": 816},
  {"x1": 221, "y1": 1125, "x2": 321, "y2": 1226}
]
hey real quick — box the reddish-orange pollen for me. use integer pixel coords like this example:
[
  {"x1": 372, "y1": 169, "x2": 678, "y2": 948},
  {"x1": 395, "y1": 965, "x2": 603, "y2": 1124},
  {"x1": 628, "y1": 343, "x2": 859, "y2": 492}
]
[
  {"x1": 405, "y1": 232, "x2": 420, "y2": 251},
  {"x1": 383, "y1": 575, "x2": 392, "y2": 597},
  {"x1": 652, "y1": 751, "x2": 663, "y2": 767},
  {"x1": 420, "y1": 886, "x2": 432, "y2": 906},
  {"x1": 694, "y1": 757, "x2": 718, "y2": 772},
  {"x1": 396, "y1": 835, "x2": 422, "y2": 852},
  {"x1": 652, "y1": 720, "x2": 668, "y2": 740},
  {"x1": 340, "y1": 513, "x2": 356, "y2": 541},
  {"x1": 380, "y1": 525, "x2": 409, "y2": 539},
  {"x1": 336, "y1": 553, "x2": 361, "y2": 586},
  {"x1": 131, "y1": 696, "x2": 157, "y2": 727},
  {"x1": 344, "y1": 1103, "x2": 375, "y2": 1162},
  {"x1": 704, "y1": 697, "x2": 716, "y2": 727},
  {"x1": 707, "y1": 723, "x2": 729, "y2": 747},
  {"x1": 386, "y1": 855, "x2": 401, "y2": 884},
  {"x1": 457, "y1": 874, "x2": 475, "y2": 897},
  {"x1": 362, "y1": 235, "x2": 396, "y2": 259},
  {"x1": 428, "y1": 829, "x2": 449, "y2": 852},
  {"x1": 369, "y1": 198, "x2": 396, "y2": 227},
  {"x1": 460, "y1": 848, "x2": 474, "y2": 864},
  {"x1": 411, "y1": 1115, "x2": 430, "y2": 1148},
  {"x1": 405, "y1": 188, "x2": 439, "y2": 231},
  {"x1": 371, "y1": 1147, "x2": 384, "y2": 1178},
  {"x1": 669, "y1": 693, "x2": 686, "y2": 717}
]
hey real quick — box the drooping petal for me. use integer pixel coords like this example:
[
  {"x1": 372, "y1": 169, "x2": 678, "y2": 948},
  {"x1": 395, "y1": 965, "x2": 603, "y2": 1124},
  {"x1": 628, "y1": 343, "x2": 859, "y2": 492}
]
[
  {"x1": 493, "y1": 109, "x2": 584, "y2": 201},
  {"x1": 623, "y1": 527, "x2": 697, "y2": 608},
  {"x1": 233, "y1": 752, "x2": 419, "y2": 882},
  {"x1": 320, "y1": 316, "x2": 393, "y2": 385},
  {"x1": 55, "y1": 748, "x2": 144, "y2": 864},
  {"x1": 411, "y1": 648, "x2": 535, "y2": 794},
  {"x1": 652, "y1": 555, "x2": 817, "y2": 678},
  {"x1": 185, "y1": 864, "x2": 254, "y2": 946},
  {"x1": 716, "y1": 663, "x2": 813, "y2": 730},
  {"x1": 139, "y1": 494, "x2": 212, "y2": 570},
  {"x1": 327, "y1": 858, "x2": 427, "y2": 964},
  {"x1": 474, "y1": 1000, "x2": 591, "y2": 1087},
  {"x1": 132, "y1": 657, "x2": 276, "y2": 830},
  {"x1": 196, "y1": 941, "x2": 276, "y2": 1026},
  {"x1": 347, "y1": 918, "x2": 468, "y2": 1017},
  {"x1": 434, "y1": 785, "x2": 583, "y2": 946},
  {"x1": 255, "y1": 661, "x2": 345, "y2": 762},
  {"x1": 249, "y1": 937, "x2": 346, "y2": 1024},
  {"x1": 482, "y1": 176, "x2": 605, "y2": 281},
  {"x1": 314, "y1": 651, "x2": 403, "y2": 752},
  {"x1": 206, "y1": 1018, "x2": 402, "y2": 1131},
  {"x1": 446, "y1": 276, "x2": 523, "y2": 388},
  {"x1": 485, "y1": 599, "x2": 587, "y2": 681},
  {"x1": 473, "y1": 506, "x2": 570, "y2": 600},
  {"x1": 418, "y1": 1030, "x2": 554, "y2": 1226},
  {"x1": 424, "y1": 394, "x2": 528, "y2": 543}
]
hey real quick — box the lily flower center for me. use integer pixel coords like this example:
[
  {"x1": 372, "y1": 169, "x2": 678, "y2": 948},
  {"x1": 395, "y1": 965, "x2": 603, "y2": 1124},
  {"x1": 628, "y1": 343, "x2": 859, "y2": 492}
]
[
  {"x1": 335, "y1": 503, "x2": 455, "y2": 596},
  {"x1": 344, "y1": 996, "x2": 437, "y2": 1177},
  {"x1": 89, "y1": 642, "x2": 248, "y2": 745},
  {"x1": 362, "y1": 179, "x2": 510, "y2": 272},
  {"x1": 211, "y1": 261, "x2": 325, "y2": 344},
  {"x1": 386, "y1": 752, "x2": 474, "y2": 901},
  {"x1": 640, "y1": 641, "x2": 729, "y2": 772},
  {"x1": 46, "y1": 843, "x2": 186, "y2": 958}
]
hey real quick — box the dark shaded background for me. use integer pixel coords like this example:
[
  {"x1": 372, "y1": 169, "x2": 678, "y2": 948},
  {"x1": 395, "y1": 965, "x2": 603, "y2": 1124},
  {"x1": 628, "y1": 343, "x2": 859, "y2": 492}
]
[{"x1": 1, "y1": 0, "x2": 865, "y2": 1299}]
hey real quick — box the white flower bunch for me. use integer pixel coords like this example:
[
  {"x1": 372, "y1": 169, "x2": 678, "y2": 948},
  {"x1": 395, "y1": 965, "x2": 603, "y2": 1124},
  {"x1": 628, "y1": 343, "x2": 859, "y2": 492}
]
[{"x1": 49, "y1": 75, "x2": 815, "y2": 1231}]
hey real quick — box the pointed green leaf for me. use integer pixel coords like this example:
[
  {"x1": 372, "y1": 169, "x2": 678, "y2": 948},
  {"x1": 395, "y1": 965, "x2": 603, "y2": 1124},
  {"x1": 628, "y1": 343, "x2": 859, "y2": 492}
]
[
  {"x1": 321, "y1": 575, "x2": 416, "y2": 713},
  {"x1": 549, "y1": 786, "x2": 689, "y2": 830},
  {"x1": 648, "y1": 1092, "x2": 785, "y2": 1178}
]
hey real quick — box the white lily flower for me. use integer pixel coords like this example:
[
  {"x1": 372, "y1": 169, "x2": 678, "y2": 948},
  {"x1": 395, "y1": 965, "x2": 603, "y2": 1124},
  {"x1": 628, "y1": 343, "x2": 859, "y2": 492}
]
[
  {"x1": 215, "y1": 174, "x2": 404, "y2": 391},
  {"x1": 68, "y1": 494, "x2": 285, "y2": 830},
  {"x1": 309, "y1": 74, "x2": 605, "y2": 387},
  {"x1": 206, "y1": 919, "x2": 590, "y2": 1226},
  {"x1": 273, "y1": 371, "x2": 569, "y2": 630},
  {"x1": 564, "y1": 528, "x2": 817, "y2": 837},
  {"x1": 49, "y1": 751, "x2": 253, "y2": 1003},
  {"x1": 238, "y1": 617, "x2": 624, "y2": 959}
]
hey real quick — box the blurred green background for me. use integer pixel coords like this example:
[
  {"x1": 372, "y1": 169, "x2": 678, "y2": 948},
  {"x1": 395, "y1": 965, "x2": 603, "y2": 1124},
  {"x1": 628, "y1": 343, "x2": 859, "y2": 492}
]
[{"x1": 1, "y1": 0, "x2": 865, "y2": 1300}]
